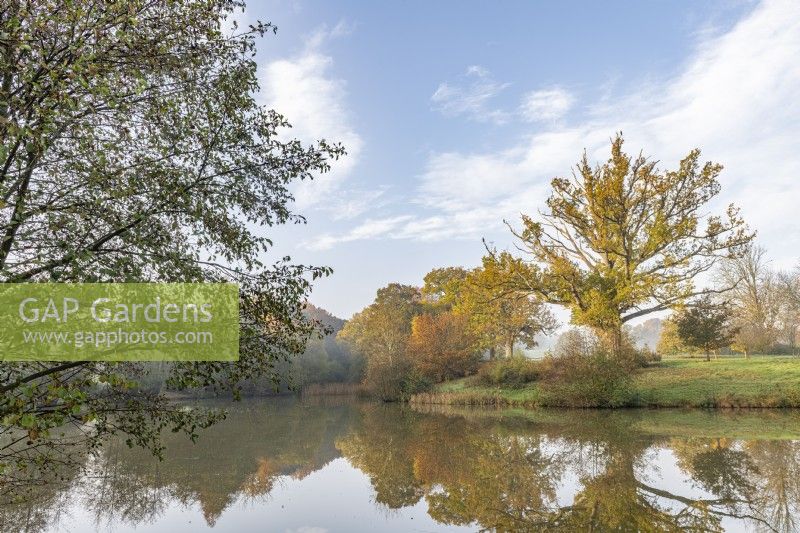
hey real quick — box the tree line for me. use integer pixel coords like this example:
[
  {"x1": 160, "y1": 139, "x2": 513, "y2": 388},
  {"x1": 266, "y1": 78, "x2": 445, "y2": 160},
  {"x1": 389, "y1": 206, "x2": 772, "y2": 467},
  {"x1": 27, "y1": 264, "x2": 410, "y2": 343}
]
[
  {"x1": 338, "y1": 254, "x2": 557, "y2": 399},
  {"x1": 339, "y1": 135, "x2": 800, "y2": 399},
  {"x1": 658, "y1": 245, "x2": 800, "y2": 359}
]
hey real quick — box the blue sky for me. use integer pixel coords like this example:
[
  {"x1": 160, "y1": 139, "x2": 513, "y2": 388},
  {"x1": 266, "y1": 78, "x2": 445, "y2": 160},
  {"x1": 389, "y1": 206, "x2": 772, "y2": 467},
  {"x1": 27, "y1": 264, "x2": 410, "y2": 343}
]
[{"x1": 238, "y1": 0, "x2": 800, "y2": 319}]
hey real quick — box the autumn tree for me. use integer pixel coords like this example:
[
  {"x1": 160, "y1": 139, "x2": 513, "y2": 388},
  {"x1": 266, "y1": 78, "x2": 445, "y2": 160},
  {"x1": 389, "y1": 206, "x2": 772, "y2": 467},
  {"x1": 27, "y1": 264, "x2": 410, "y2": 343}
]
[
  {"x1": 0, "y1": 0, "x2": 341, "y2": 493},
  {"x1": 420, "y1": 267, "x2": 468, "y2": 311},
  {"x1": 656, "y1": 318, "x2": 694, "y2": 357},
  {"x1": 338, "y1": 284, "x2": 422, "y2": 399},
  {"x1": 718, "y1": 246, "x2": 781, "y2": 356},
  {"x1": 460, "y1": 252, "x2": 557, "y2": 358},
  {"x1": 674, "y1": 297, "x2": 737, "y2": 361},
  {"x1": 511, "y1": 135, "x2": 752, "y2": 358},
  {"x1": 407, "y1": 312, "x2": 480, "y2": 381}
]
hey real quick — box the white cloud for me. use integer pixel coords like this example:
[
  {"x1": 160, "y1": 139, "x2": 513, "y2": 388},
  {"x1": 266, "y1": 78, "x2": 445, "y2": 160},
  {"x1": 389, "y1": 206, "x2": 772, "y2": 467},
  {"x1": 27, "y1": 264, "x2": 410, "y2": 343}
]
[
  {"x1": 520, "y1": 87, "x2": 574, "y2": 122},
  {"x1": 322, "y1": 187, "x2": 390, "y2": 221},
  {"x1": 259, "y1": 22, "x2": 362, "y2": 209},
  {"x1": 466, "y1": 64, "x2": 490, "y2": 77},
  {"x1": 303, "y1": 215, "x2": 413, "y2": 250},
  {"x1": 417, "y1": 128, "x2": 589, "y2": 214},
  {"x1": 430, "y1": 66, "x2": 510, "y2": 124},
  {"x1": 305, "y1": 20, "x2": 355, "y2": 50},
  {"x1": 407, "y1": 0, "x2": 800, "y2": 260},
  {"x1": 312, "y1": 0, "x2": 800, "y2": 266}
]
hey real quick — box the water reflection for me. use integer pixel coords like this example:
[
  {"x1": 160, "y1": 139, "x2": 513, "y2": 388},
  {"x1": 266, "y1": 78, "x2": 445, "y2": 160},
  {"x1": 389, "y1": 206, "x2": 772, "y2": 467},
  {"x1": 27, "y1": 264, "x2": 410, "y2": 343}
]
[{"x1": 5, "y1": 399, "x2": 800, "y2": 532}]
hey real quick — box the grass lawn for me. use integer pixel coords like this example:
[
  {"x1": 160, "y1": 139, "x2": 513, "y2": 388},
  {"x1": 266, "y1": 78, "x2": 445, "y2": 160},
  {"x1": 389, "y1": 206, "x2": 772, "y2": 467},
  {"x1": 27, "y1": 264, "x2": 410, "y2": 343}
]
[
  {"x1": 414, "y1": 355, "x2": 800, "y2": 408},
  {"x1": 634, "y1": 355, "x2": 800, "y2": 407}
]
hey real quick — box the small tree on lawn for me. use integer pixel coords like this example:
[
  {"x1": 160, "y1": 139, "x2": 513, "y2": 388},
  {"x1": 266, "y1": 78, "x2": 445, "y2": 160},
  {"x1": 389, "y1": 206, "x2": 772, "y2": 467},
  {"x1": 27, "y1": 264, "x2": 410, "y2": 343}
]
[{"x1": 674, "y1": 296, "x2": 738, "y2": 361}]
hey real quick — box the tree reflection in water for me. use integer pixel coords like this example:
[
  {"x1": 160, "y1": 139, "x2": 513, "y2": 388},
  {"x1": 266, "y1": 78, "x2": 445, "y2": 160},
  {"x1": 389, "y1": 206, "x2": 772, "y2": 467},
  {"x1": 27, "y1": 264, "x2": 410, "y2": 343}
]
[{"x1": 4, "y1": 399, "x2": 800, "y2": 532}]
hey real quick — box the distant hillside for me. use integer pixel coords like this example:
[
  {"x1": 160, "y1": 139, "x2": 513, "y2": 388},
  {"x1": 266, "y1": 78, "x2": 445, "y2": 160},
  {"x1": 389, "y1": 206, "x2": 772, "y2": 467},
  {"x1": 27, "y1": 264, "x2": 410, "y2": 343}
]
[
  {"x1": 296, "y1": 303, "x2": 362, "y2": 385},
  {"x1": 304, "y1": 303, "x2": 346, "y2": 335}
]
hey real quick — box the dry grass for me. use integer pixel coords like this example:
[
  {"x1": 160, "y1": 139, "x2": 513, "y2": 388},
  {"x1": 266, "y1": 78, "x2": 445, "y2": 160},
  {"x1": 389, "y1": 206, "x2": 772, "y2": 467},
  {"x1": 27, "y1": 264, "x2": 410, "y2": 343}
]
[{"x1": 409, "y1": 391, "x2": 514, "y2": 407}]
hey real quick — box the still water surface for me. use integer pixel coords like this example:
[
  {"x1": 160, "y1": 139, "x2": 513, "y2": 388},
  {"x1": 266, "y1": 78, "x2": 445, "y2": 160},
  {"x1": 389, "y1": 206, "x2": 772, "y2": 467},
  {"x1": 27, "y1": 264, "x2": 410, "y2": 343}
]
[{"x1": 8, "y1": 398, "x2": 800, "y2": 532}]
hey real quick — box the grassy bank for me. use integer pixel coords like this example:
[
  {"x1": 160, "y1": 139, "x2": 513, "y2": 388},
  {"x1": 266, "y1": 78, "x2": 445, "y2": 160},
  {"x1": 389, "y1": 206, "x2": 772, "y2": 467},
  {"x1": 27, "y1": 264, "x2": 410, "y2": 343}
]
[{"x1": 409, "y1": 356, "x2": 800, "y2": 408}]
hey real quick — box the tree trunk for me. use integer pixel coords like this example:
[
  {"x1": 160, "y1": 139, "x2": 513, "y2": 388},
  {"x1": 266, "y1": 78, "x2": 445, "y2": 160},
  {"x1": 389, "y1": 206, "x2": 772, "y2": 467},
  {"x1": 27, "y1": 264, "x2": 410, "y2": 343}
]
[
  {"x1": 705, "y1": 350, "x2": 710, "y2": 362},
  {"x1": 504, "y1": 338, "x2": 514, "y2": 358},
  {"x1": 488, "y1": 346, "x2": 496, "y2": 360}
]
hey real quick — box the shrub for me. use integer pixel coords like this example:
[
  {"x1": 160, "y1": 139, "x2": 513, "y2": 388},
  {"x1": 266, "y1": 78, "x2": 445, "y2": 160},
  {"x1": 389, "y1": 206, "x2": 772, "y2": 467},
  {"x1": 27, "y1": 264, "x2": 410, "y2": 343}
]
[
  {"x1": 399, "y1": 372, "x2": 433, "y2": 399},
  {"x1": 633, "y1": 345, "x2": 661, "y2": 365},
  {"x1": 552, "y1": 328, "x2": 596, "y2": 359},
  {"x1": 539, "y1": 351, "x2": 635, "y2": 407},
  {"x1": 361, "y1": 360, "x2": 433, "y2": 401},
  {"x1": 551, "y1": 326, "x2": 660, "y2": 369},
  {"x1": 362, "y1": 358, "x2": 413, "y2": 401},
  {"x1": 474, "y1": 356, "x2": 542, "y2": 388}
]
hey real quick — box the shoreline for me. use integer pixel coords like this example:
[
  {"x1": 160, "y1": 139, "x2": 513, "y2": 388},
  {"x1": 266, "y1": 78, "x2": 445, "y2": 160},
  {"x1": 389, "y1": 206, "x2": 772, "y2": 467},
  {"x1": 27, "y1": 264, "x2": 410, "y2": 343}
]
[
  {"x1": 411, "y1": 356, "x2": 800, "y2": 409},
  {"x1": 160, "y1": 357, "x2": 800, "y2": 409},
  {"x1": 407, "y1": 389, "x2": 800, "y2": 409}
]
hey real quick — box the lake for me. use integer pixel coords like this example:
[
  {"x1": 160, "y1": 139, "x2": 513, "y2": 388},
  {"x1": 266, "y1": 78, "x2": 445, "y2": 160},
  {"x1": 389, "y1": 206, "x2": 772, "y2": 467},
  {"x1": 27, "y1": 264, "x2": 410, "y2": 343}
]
[{"x1": 6, "y1": 398, "x2": 800, "y2": 532}]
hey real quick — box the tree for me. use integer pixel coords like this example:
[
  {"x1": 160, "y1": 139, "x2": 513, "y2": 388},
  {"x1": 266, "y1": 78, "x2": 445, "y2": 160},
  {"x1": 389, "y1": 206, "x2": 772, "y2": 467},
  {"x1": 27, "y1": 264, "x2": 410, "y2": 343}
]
[
  {"x1": 511, "y1": 135, "x2": 752, "y2": 358},
  {"x1": 0, "y1": 0, "x2": 341, "y2": 495},
  {"x1": 656, "y1": 318, "x2": 694, "y2": 356},
  {"x1": 420, "y1": 267, "x2": 468, "y2": 310},
  {"x1": 553, "y1": 328, "x2": 597, "y2": 359},
  {"x1": 718, "y1": 246, "x2": 781, "y2": 356},
  {"x1": 338, "y1": 284, "x2": 422, "y2": 399},
  {"x1": 746, "y1": 440, "x2": 800, "y2": 532},
  {"x1": 459, "y1": 252, "x2": 557, "y2": 358},
  {"x1": 407, "y1": 312, "x2": 480, "y2": 382},
  {"x1": 777, "y1": 269, "x2": 800, "y2": 355},
  {"x1": 674, "y1": 297, "x2": 737, "y2": 361}
]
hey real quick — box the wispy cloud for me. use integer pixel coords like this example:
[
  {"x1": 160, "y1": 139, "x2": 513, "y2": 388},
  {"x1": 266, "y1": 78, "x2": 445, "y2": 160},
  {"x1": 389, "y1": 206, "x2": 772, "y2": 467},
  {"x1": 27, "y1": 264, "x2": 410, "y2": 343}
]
[
  {"x1": 303, "y1": 215, "x2": 414, "y2": 250},
  {"x1": 316, "y1": 0, "x2": 799, "y2": 264},
  {"x1": 520, "y1": 87, "x2": 574, "y2": 122},
  {"x1": 431, "y1": 68, "x2": 575, "y2": 126},
  {"x1": 305, "y1": 20, "x2": 355, "y2": 50},
  {"x1": 430, "y1": 65, "x2": 510, "y2": 124},
  {"x1": 321, "y1": 187, "x2": 390, "y2": 221},
  {"x1": 259, "y1": 21, "x2": 362, "y2": 209}
]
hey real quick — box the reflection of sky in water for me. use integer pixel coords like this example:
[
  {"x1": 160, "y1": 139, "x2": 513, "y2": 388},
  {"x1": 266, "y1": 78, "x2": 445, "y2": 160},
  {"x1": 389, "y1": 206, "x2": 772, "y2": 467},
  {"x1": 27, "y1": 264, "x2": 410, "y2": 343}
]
[
  {"x1": 52, "y1": 458, "x2": 472, "y2": 533},
  {"x1": 13, "y1": 400, "x2": 800, "y2": 533}
]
